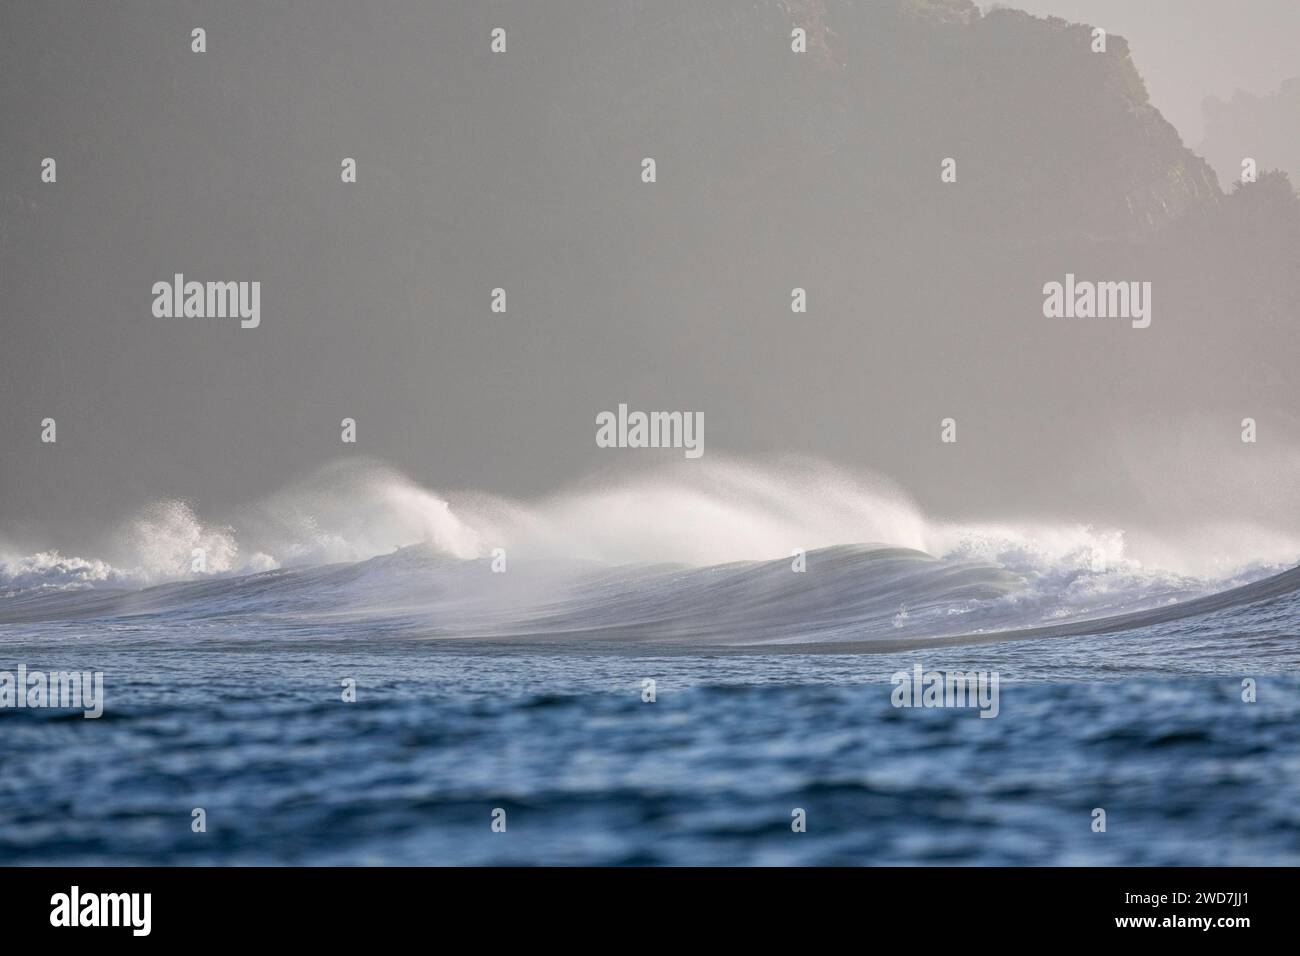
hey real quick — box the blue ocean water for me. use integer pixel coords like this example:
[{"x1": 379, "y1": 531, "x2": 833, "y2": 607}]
[{"x1": 1, "y1": 550, "x2": 1297, "y2": 865}]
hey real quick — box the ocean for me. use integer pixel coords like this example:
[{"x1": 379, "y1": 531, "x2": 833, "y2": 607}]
[{"x1": 2, "y1": 541, "x2": 1297, "y2": 866}]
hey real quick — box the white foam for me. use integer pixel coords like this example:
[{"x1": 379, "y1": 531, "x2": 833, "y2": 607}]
[{"x1": 3, "y1": 456, "x2": 1296, "y2": 599}]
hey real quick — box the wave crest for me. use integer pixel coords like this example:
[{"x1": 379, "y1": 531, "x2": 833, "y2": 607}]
[{"x1": 2, "y1": 457, "x2": 1295, "y2": 614}]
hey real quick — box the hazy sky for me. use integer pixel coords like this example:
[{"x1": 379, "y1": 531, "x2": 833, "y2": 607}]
[{"x1": 2, "y1": 0, "x2": 1297, "y2": 568}]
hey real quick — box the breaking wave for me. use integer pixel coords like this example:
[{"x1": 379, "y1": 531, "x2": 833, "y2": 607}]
[{"x1": 2, "y1": 457, "x2": 1296, "y2": 645}]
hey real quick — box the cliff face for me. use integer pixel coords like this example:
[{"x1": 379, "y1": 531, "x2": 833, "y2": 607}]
[
  {"x1": 968, "y1": 5, "x2": 1222, "y2": 233},
  {"x1": 535, "y1": 0, "x2": 1222, "y2": 243}
]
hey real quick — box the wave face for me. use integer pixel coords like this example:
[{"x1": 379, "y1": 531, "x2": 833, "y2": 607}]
[
  {"x1": 2, "y1": 540, "x2": 1298, "y2": 652},
  {"x1": 2, "y1": 457, "x2": 1296, "y2": 650}
]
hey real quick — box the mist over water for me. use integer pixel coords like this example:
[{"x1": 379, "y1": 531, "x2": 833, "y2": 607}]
[{"x1": 5, "y1": 456, "x2": 1297, "y2": 587}]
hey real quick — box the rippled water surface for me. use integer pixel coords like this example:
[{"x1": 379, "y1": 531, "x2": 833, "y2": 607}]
[{"x1": 2, "y1": 608, "x2": 1297, "y2": 865}]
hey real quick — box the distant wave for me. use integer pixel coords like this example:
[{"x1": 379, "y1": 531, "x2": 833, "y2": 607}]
[
  {"x1": 2, "y1": 539, "x2": 1298, "y2": 653},
  {"x1": 2, "y1": 457, "x2": 1297, "y2": 646}
]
